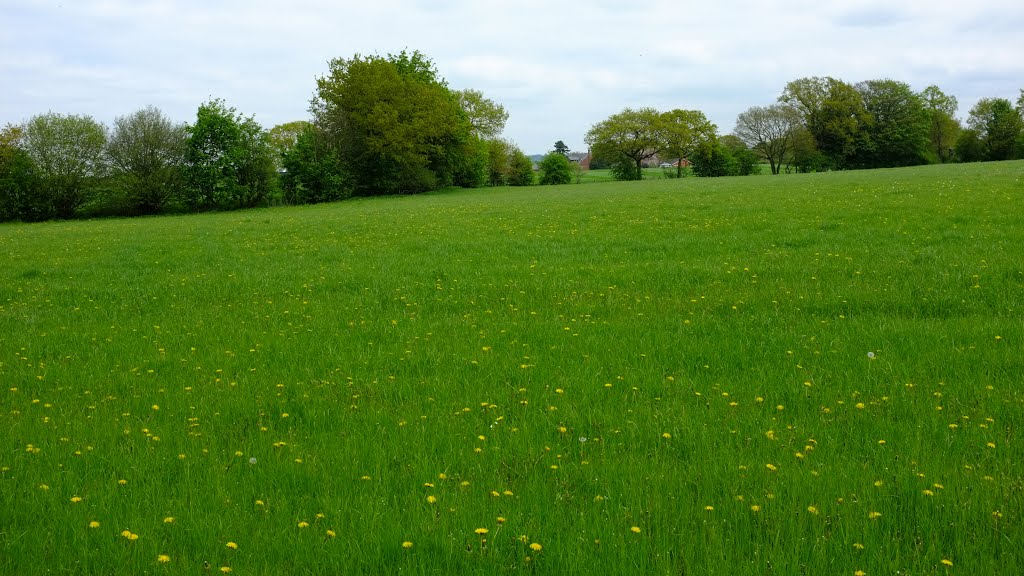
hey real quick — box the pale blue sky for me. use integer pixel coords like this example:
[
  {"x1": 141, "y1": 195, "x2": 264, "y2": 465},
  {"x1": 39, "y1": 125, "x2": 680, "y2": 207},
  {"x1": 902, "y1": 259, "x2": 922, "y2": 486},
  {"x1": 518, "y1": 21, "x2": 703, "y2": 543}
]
[{"x1": 2, "y1": 0, "x2": 1022, "y2": 154}]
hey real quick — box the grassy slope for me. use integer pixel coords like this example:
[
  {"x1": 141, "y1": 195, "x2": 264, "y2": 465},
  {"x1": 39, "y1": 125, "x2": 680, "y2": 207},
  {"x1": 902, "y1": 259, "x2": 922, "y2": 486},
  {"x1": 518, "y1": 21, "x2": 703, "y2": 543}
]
[{"x1": 1, "y1": 161, "x2": 1022, "y2": 575}]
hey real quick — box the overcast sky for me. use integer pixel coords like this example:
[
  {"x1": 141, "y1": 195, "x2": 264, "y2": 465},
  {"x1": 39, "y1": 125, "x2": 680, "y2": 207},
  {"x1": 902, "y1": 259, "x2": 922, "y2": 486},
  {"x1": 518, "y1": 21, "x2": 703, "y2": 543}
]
[{"x1": 2, "y1": 0, "x2": 1022, "y2": 154}]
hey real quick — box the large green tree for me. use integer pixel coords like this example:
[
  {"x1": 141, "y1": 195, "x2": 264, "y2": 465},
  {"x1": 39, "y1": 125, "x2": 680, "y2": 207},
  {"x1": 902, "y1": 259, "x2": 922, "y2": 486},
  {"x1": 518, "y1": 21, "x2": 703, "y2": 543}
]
[
  {"x1": 920, "y1": 85, "x2": 960, "y2": 163},
  {"x1": 856, "y1": 79, "x2": 929, "y2": 168},
  {"x1": 584, "y1": 108, "x2": 664, "y2": 180},
  {"x1": 311, "y1": 50, "x2": 474, "y2": 195},
  {"x1": 456, "y1": 90, "x2": 508, "y2": 140},
  {"x1": 107, "y1": 106, "x2": 187, "y2": 214},
  {"x1": 21, "y1": 112, "x2": 107, "y2": 218},
  {"x1": 967, "y1": 98, "x2": 1023, "y2": 161},
  {"x1": 780, "y1": 76, "x2": 872, "y2": 169},
  {"x1": 184, "y1": 98, "x2": 276, "y2": 210},
  {"x1": 661, "y1": 109, "x2": 717, "y2": 178},
  {"x1": 733, "y1": 103, "x2": 801, "y2": 175}
]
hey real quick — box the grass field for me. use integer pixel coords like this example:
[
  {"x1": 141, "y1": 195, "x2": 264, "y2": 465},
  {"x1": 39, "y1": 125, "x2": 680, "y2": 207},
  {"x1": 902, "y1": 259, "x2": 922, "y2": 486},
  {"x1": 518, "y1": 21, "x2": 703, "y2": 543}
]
[{"x1": 2, "y1": 161, "x2": 1022, "y2": 575}]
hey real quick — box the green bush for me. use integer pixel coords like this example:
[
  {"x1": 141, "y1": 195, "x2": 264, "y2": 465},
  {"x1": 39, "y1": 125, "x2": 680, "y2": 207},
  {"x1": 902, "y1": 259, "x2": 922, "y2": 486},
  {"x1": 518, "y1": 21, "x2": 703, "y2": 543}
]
[{"x1": 539, "y1": 152, "x2": 572, "y2": 185}]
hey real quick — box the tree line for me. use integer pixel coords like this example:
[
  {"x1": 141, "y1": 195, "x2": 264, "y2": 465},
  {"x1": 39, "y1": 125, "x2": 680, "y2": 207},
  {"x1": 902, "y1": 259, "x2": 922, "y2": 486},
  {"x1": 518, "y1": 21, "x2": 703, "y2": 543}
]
[
  {"x1": 2, "y1": 51, "x2": 1023, "y2": 223},
  {"x1": 585, "y1": 78, "x2": 1024, "y2": 179},
  {"x1": 0, "y1": 51, "x2": 533, "y2": 223}
]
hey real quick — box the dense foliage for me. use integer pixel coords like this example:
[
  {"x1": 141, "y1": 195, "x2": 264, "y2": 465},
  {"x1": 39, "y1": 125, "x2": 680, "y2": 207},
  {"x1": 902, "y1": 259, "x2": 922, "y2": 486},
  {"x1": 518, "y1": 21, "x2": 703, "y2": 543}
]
[{"x1": 539, "y1": 152, "x2": 573, "y2": 185}]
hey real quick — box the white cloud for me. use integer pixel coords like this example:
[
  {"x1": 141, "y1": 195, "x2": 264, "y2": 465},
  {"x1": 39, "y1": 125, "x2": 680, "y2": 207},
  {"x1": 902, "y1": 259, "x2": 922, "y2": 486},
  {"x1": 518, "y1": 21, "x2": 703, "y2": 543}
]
[{"x1": 1, "y1": 0, "x2": 1022, "y2": 152}]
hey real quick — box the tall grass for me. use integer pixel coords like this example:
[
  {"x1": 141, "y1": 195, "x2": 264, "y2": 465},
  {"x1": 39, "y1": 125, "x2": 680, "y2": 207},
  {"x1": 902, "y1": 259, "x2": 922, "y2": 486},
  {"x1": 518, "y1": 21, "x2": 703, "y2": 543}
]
[{"x1": 1, "y1": 161, "x2": 1022, "y2": 574}]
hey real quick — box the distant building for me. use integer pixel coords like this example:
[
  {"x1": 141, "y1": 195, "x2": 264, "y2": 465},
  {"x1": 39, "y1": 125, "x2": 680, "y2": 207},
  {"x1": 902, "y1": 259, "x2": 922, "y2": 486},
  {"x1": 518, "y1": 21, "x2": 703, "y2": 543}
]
[{"x1": 567, "y1": 152, "x2": 591, "y2": 170}]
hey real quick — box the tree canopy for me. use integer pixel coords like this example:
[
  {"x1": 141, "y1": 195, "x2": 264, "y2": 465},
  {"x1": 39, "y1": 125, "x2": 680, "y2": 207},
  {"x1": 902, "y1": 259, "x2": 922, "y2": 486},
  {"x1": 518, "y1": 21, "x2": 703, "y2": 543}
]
[
  {"x1": 662, "y1": 109, "x2": 717, "y2": 178},
  {"x1": 585, "y1": 108, "x2": 665, "y2": 180},
  {"x1": 856, "y1": 79, "x2": 929, "y2": 168},
  {"x1": 733, "y1": 104, "x2": 801, "y2": 175},
  {"x1": 457, "y1": 89, "x2": 508, "y2": 140},
  {"x1": 780, "y1": 76, "x2": 872, "y2": 169},
  {"x1": 184, "y1": 98, "x2": 276, "y2": 210},
  {"x1": 22, "y1": 112, "x2": 107, "y2": 218},
  {"x1": 311, "y1": 50, "x2": 477, "y2": 195},
  {"x1": 107, "y1": 105, "x2": 188, "y2": 214}
]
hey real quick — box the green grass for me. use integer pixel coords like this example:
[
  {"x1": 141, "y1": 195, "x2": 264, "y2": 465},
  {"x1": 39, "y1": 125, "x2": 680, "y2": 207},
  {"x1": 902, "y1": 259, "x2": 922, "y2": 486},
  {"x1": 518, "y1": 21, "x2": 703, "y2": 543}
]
[{"x1": 2, "y1": 161, "x2": 1023, "y2": 575}]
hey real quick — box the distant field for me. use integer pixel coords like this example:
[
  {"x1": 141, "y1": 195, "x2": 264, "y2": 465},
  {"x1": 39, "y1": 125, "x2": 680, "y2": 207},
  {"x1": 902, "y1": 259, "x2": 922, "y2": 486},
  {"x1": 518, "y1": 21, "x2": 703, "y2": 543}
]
[{"x1": 2, "y1": 161, "x2": 1022, "y2": 575}]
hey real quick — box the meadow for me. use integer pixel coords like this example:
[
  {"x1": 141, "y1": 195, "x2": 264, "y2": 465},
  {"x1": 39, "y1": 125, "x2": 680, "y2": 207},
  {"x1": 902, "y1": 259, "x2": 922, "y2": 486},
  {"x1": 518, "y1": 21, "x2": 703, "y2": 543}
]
[{"x1": 1, "y1": 161, "x2": 1022, "y2": 575}]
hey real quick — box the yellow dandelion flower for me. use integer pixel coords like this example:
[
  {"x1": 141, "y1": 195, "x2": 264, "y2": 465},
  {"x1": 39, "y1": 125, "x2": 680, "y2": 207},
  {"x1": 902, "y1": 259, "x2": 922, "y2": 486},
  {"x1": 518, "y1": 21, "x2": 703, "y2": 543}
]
[
  {"x1": 630, "y1": 526, "x2": 641, "y2": 533},
  {"x1": 497, "y1": 517, "x2": 506, "y2": 523},
  {"x1": 923, "y1": 489, "x2": 934, "y2": 496},
  {"x1": 255, "y1": 500, "x2": 265, "y2": 507},
  {"x1": 89, "y1": 521, "x2": 100, "y2": 528},
  {"x1": 220, "y1": 567, "x2": 232, "y2": 573},
  {"x1": 868, "y1": 511, "x2": 882, "y2": 519},
  {"x1": 807, "y1": 506, "x2": 819, "y2": 515},
  {"x1": 226, "y1": 542, "x2": 238, "y2": 550},
  {"x1": 326, "y1": 529, "x2": 336, "y2": 538},
  {"x1": 853, "y1": 543, "x2": 865, "y2": 550},
  {"x1": 157, "y1": 554, "x2": 170, "y2": 563},
  {"x1": 426, "y1": 495, "x2": 437, "y2": 504},
  {"x1": 503, "y1": 490, "x2": 513, "y2": 496},
  {"x1": 70, "y1": 496, "x2": 83, "y2": 503},
  {"x1": 941, "y1": 559, "x2": 953, "y2": 567},
  {"x1": 39, "y1": 484, "x2": 49, "y2": 491},
  {"x1": 121, "y1": 530, "x2": 132, "y2": 539},
  {"x1": 118, "y1": 479, "x2": 127, "y2": 486},
  {"x1": 128, "y1": 533, "x2": 139, "y2": 541},
  {"x1": 987, "y1": 442, "x2": 996, "y2": 449},
  {"x1": 662, "y1": 432, "x2": 672, "y2": 439},
  {"x1": 530, "y1": 543, "x2": 542, "y2": 551},
  {"x1": 152, "y1": 405, "x2": 159, "y2": 411},
  {"x1": 163, "y1": 517, "x2": 174, "y2": 523},
  {"x1": 873, "y1": 480, "x2": 884, "y2": 487},
  {"x1": 750, "y1": 505, "x2": 761, "y2": 512},
  {"x1": 705, "y1": 506, "x2": 714, "y2": 511},
  {"x1": 855, "y1": 571, "x2": 866, "y2": 576},
  {"x1": 766, "y1": 463, "x2": 778, "y2": 472},
  {"x1": 402, "y1": 541, "x2": 413, "y2": 549},
  {"x1": 474, "y1": 528, "x2": 489, "y2": 535},
  {"x1": 297, "y1": 521, "x2": 309, "y2": 528}
]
